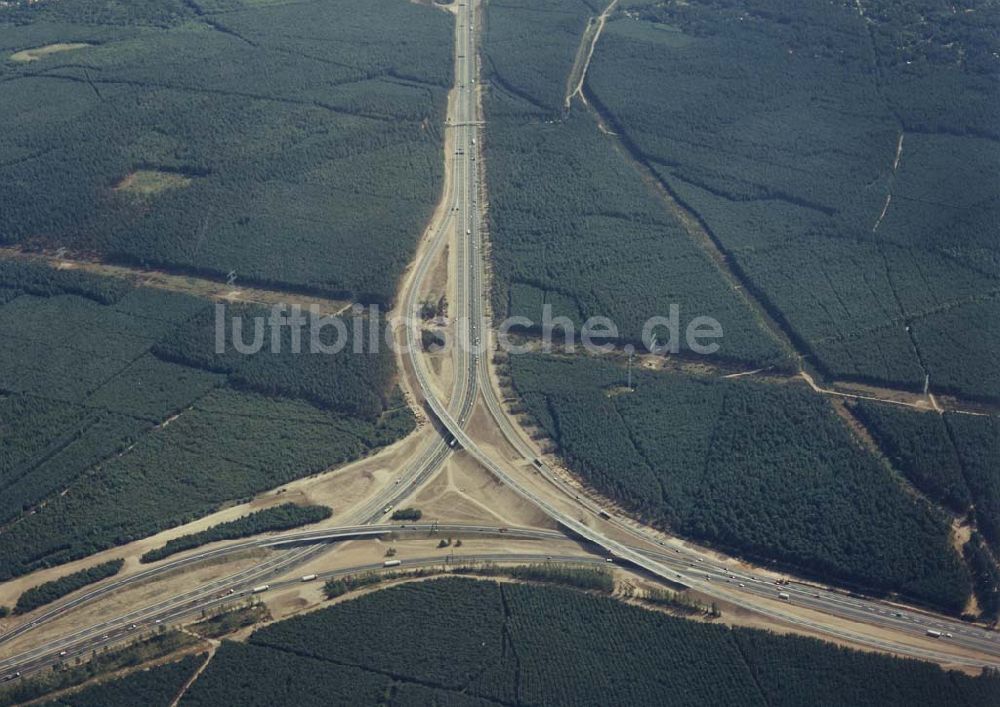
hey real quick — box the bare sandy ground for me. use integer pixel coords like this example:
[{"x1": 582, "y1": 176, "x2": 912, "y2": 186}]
[
  {"x1": 114, "y1": 170, "x2": 192, "y2": 195},
  {"x1": 407, "y1": 451, "x2": 553, "y2": 529},
  {"x1": 10, "y1": 43, "x2": 90, "y2": 62},
  {"x1": 0, "y1": 247, "x2": 352, "y2": 315},
  {"x1": 0, "y1": 424, "x2": 434, "y2": 618},
  {"x1": 259, "y1": 534, "x2": 597, "y2": 624}
]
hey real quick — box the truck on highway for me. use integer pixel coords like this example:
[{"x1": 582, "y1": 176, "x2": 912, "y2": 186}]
[
  {"x1": 384, "y1": 560, "x2": 401, "y2": 567},
  {"x1": 252, "y1": 584, "x2": 270, "y2": 594},
  {"x1": 926, "y1": 629, "x2": 942, "y2": 638},
  {"x1": 300, "y1": 574, "x2": 317, "y2": 582},
  {"x1": 778, "y1": 592, "x2": 790, "y2": 601},
  {"x1": 597, "y1": 508, "x2": 612, "y2": 520}
]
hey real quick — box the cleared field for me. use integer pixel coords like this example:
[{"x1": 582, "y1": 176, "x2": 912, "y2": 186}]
[
  {"x1": 114, "y1": 169, "x2": 193, "y2": 196},
  {"x1": 9, "y1": 42, "x2": 91, "y2": 62}
]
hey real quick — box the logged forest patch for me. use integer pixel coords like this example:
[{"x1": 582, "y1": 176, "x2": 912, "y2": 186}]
[
  {"x1": 114, "y1": 169, "x2": 195, "y2": 196},
  {"x1": 9, "y1": 42, "x2": 92, "y2": 62}
]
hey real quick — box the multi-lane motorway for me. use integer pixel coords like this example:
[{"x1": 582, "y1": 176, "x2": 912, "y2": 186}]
[
  {"x1": 0, "y1": 524, "x2": 567, "y2": 678},
  {"x1": 398, "y1": 0, "x2": 1000, "y2": 671},
  {"x1": 3, "y1": 518, "x2": 997, "y2": 678},
  {"x1": 1, "y1": 0, "x2": 998, "y2": 685},
  {"x1": 346, "y1": 0, "x2": 483, "y2": 526},
  {"x1": 2, "y1": 547, "x2": 595, "y2": 681}
]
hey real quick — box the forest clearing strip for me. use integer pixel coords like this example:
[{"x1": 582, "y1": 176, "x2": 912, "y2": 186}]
[
  {"x1": 575, "y1": 87, "x2": 800, "y2": 366},
  {"x1": 18, "y1": 73, "x2": 400, "y2": 123},
  {"x1": 0, "y1": 248, "x2": 353, "y2": 315},
  {"x1": 168, "y1": 638, "x2": 217, "y2": 707},
  {"x1": 563, "y1": 0, "x2": 619, "y2": 111},
  {"x1": 571, "y1": 54, "x2": 996, "y2": 559},
  {"x1": 501, "y1": 332, "x2": 997, "y2": 416}
]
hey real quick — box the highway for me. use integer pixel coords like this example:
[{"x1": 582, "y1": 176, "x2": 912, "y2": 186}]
[
  {"x1": 1, "y1": 550, "x2": 600, "y2": 682},
  {"x1": 2, "y1": 0, "x2": 998, "y2": 685},
  {"x1": 399, "y1": 0, "x2": 1000, "y2": 671},
  {"x1": 3, "y1": 517, "x2": 997, "y2": 677},
  {"x1": 345, "y1": 0, "x2": 483, "y2": 526},
  {"x1": 0, "y1": 524, "x2": 567, "y2": 678}
]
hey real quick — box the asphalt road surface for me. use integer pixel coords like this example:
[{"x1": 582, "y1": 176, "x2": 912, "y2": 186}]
[{"x1": 400, "y1": 0, "x2": 1000, "y2": 672}]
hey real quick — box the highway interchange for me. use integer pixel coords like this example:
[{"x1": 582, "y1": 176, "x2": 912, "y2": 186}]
[
  {"x1": 397, "y1": 0, "x2": 1000, "y2": 671},
  {"x1": 1, "y1": 0, "x2": 998, "y2": 686}
]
